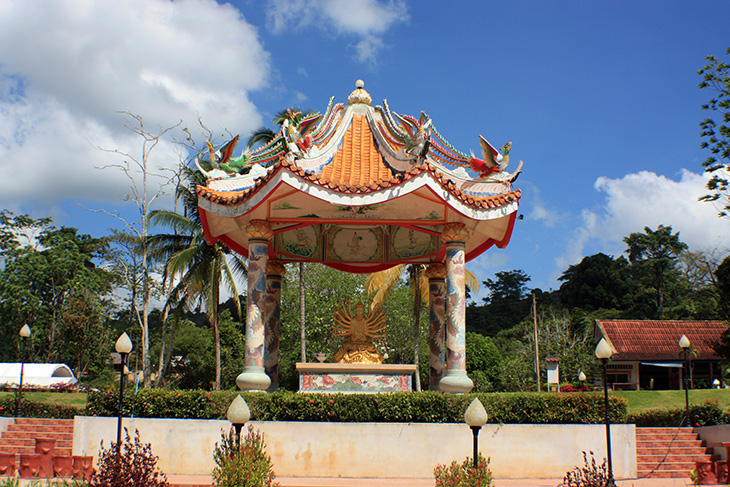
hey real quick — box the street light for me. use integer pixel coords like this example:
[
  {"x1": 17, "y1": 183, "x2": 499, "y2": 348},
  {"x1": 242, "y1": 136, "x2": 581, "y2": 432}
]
[
  {"x1": 17, "y1": 324, "x2": 31, "y2": 417},
  {"x1": 679, "y1": 334, "x2": 691, "y2": 427},
  {"x1": 595, "y1": 338, "x2": 616, "y2": 487},
  {"x1": 578, "y1": 370, "x2": 587, "y2": 382},
  {"x1": 115, "y1": 332, "x2": 133, "y2": 451},
  {"x1": 227, "y1": 395, "x2": 251, "y2": 447},
  {"x1": 464, "y1": 398, "x2": 488, "y2": 470}
]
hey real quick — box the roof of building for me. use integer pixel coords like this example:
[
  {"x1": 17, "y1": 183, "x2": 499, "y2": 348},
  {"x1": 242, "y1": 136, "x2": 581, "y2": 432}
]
[
  {"x1": 195, "y1": 81, "x2": 522, "y2": 271},
  {"x1": 0, "y1": 363, "x2": 77, "y2": 387},
  {"x1": 594, "y1": 320, "x2": 728, "y2": 362}
]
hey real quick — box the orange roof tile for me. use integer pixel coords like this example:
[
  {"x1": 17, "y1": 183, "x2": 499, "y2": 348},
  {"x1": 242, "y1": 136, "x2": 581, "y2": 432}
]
[
  {"x1": 320, "y1": 115, "x2": 392, "y2": 188},
  {"x1": 597, "y1": 320, "x2": 727, "y2": 361}
]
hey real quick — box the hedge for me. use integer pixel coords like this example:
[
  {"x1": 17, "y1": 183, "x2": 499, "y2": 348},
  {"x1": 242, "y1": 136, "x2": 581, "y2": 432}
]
[
  {"x1": 628, "y1": 401, "x2": 730, "y2": 427},
  {"x1": 0, "y1": 396, "x2": 81, "y2": 419},
  {"x1": 86, "y1": 389, "x2": 628, "y2": 424}
]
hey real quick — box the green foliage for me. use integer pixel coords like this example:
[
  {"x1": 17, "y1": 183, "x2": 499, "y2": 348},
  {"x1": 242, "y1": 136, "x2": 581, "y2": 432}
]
[
  {"x1": 466, "y1": 333, "x2": 502, "y2": 392},
  {"x1": 0, "y1": 396, "x2": 81, "y2": 418},
  {"x1": 90, "y1": 428, "x2": 169, "y2": 487},
  {"x1": 434, "y1": 454, "x2": 491, "y2": 487},
  {"x1": 86, "y1": 390, "x2": 627, "y2": 424},
  {"x1": 698, "y1": 47, "x2": 730, "y2": 218},
  {"x1": 558, "y1": 253, "x2": 631, "y2": 312},
  {"x1": 212, "y1": 424, "x2": 278, "y2": 487},
  {"x1": 561, "y1": 451, "x2": 608, "y2": 487},
  {"x1": 627, "y1": 401, "x2": 730, "y2": 427}
]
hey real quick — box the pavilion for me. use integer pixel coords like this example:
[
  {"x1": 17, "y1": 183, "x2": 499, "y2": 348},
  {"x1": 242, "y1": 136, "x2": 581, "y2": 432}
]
[{"x1": 195, "y1": 81, "x2": 522, "y2": 393}]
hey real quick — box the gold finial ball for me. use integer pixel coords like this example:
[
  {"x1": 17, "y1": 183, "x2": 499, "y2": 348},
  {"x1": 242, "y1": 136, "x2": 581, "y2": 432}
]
[{"x1": 348, "y1": 79, "x2": 372, "y2": 106}]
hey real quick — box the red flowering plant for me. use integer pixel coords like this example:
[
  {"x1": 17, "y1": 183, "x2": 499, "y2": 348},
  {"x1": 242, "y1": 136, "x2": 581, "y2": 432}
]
[
  {"x1": 434, "y1": 454, "x2": 492, "y2": 487},
  {"x1": 212, "y1": 424, "x2": 278, "y2": 487}
]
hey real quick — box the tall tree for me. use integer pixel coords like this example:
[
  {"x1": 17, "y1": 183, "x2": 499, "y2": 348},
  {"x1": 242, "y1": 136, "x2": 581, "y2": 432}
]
[
  {"x1": 95, "y1": 113, "x2": 182, "y2": 387},
  {"x1": 623, "y1": 225, "x2": 688, "y2": 318},
  {"x1": 698, "y1": 47, "x2": 730, "y2": 217},
  {"x1": 147, "y1": 166, "x2": 247, "y2": 390},
  {"x1": 558, "y1": 253, "x2": 630, "y2": 311}
]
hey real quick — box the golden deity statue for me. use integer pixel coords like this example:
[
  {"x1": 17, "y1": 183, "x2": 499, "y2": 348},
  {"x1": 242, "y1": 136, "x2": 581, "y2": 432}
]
[{"x1": 332, "y1": 299, "x2": 386, "y2": 364}]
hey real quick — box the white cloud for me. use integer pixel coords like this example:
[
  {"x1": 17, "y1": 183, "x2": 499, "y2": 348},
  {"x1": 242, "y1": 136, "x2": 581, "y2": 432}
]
[
  {"x1": 0, "y1": 0, "x2": 271, "y2": 209},
  {"x1": 266, "y1": 0, "x2": 408, "y2": 62},
  {"x1": 555, "y1": 169, "x2": 730, "y2": 272}
]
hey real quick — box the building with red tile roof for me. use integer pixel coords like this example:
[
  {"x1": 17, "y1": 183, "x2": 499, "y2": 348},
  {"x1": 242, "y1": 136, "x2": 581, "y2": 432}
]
[{"x1": 594, "y1": 320, "x2": 727, "y2": 390}]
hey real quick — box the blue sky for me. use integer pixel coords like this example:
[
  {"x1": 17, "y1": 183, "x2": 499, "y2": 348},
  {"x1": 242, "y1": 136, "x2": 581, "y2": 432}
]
[{"x1": 0, "y1": 0, "x2": 728, "y2": 300}]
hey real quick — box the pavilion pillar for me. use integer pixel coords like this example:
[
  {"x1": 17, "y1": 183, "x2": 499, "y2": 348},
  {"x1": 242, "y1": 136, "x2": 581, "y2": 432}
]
[
  {"x1": 438, "y1": 223, "x2": 474, "y2": 393},
  {"x1": 237, "y1": 220, "x2": 274, "y2": 392},
  {"x1": 264, "y1": 260, "x2": 286, "y2": 392},
  {"x1": 425, "y1": 263, "x2": 447, "y2": 391}
]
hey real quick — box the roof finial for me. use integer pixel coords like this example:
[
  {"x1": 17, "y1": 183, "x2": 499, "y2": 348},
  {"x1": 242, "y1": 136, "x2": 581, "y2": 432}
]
[{"x1": 348, "y1": 79, "x2": 371, "y2": 106}]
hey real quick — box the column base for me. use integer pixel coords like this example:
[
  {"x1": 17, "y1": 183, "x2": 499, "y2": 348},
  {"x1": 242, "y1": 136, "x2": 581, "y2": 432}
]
[
  {"x1": 439, "y1": 370, "x2": 474, "y2": 393},
  {"x1": 236, "y1": 366, "x2": 271, "y2": 392}
]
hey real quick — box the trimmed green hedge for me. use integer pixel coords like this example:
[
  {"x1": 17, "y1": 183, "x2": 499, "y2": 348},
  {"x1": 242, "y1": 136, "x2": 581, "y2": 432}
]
[
  {"x1": 0, "y1": 397, "x2": 81, "y2": 419},
  {"x1": 86, "y1": 389, "x2": 628, "y2": 424},
  {"x1": 628, "y1": 401, "x2": 730, "y2": 427}
]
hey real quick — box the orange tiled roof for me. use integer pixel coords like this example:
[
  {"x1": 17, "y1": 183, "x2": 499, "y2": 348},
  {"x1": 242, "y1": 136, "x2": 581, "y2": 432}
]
[
  {"x1": 597, "y1": 320, "x2": 727, "y2": 361},
  {"x1": 320, "y1": 115, "x2": 393, "y2": 187}
]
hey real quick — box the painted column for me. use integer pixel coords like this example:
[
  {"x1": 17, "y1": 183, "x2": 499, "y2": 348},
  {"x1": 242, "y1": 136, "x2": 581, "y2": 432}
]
[
  {"x1": 425, "y1": 263, "x2": 447, "y2": 391},
  {"x1": 237, "y1": 220, "x2": 274, "y2": 392},
  {"x1": 264, "y1": 260, "x2": 286, "y2": 392},
  {"x1": 438, "y1": 222, "x2": 474, "y2": 393}
]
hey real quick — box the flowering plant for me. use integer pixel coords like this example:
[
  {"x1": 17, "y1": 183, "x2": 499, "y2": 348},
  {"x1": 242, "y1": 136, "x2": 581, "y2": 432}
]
[
  {"x1": 212, "y1": 424, "x2": 278, "y2": 487},
  {"x1": 434, "y1": 454, "x2": 491, "y2": 487}
]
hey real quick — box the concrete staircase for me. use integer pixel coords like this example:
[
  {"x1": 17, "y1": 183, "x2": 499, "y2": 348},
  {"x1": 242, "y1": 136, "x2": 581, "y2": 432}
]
[
  {"x1": 636, "y1": 426, "x2": 715, "y2": 479},
  {"x1": 0, "y1": 418, "x2": 74, "y2": 463}
]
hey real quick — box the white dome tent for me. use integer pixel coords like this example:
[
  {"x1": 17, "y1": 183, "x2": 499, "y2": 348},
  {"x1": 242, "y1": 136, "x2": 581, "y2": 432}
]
[{"x1": 0, "y1": 363, "x2": 77, "y2": 389}]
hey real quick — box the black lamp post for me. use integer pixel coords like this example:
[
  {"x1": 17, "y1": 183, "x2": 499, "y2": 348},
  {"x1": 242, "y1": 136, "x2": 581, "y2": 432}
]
[
  {"x1": 464, "y1": 398, "x2": 488, "y2": 470},
  {"x1": 227, "y1": 395, "x2": 251, "y2": 448},
  {"x1": 679, "y1": 334, "x2": 691, "y2": 427},
  {"x1": 16, "y1": 324, "x2": 31, "y2": 417},
  {"x1": 595, "y1": 338, "x2": 616, "y2": 487},
  {"x1": 115, "y1": 332, "x2": 133, "y2": 451}
]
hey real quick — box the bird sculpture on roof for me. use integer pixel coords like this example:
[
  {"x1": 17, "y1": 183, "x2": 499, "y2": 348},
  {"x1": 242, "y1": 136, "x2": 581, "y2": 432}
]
[
  {"x1": 398, "y1": 112, "x2": 431, "y2": 159},
  {"x1": 469, "y1": 136, "x2": 511, "y2": 178},
  {"x1": 194, "y1": 135, "x2": 253, "y2": 178},
  {"x1": 282, "y1": 111, "x2": 323, "y2": 157}
]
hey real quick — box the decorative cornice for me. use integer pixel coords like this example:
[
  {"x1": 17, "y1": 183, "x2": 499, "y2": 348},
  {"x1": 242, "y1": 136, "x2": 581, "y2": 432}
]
[
  {"x1": 245, "y1": 220, "x2": 273, "y2": 240},
  {"x1": 266, "y1": 260, "x2": 287, "y2": 277},
  {"x1": 424, "y1": 263, "x2": 447, "y2": 280}
]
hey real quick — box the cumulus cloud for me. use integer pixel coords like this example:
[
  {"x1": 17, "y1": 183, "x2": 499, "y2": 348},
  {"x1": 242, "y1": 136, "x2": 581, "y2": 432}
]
[
  {"x1": 555, "y1": 169, "x2": 730, "y2": 272},
  {"x1": 266, "y1": 0, "x2": 408, "y2": 62},
  {"x1": 0, "y1": 0, "x2": 270, "y2": 209}
]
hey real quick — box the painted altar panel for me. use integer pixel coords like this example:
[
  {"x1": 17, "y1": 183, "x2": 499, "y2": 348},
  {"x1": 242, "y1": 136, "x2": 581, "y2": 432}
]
[
  {"x1": 389, "y1": 226, "x2": 440, "y2": 261},
  {"x1": 325, "y1": 225, "x2": 385, "y2": 263},
  {"x1": 273, "y1": 225, "x2": 323, "y2": 260},
  {"x1": 299, "y1": 371, "x2": 412, "y2": 393}
]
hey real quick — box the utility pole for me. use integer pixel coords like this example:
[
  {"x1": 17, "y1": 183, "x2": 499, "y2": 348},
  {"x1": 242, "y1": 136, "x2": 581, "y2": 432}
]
[{"x1": 533, "y1": 292, "x2": 540, "y2": 392}]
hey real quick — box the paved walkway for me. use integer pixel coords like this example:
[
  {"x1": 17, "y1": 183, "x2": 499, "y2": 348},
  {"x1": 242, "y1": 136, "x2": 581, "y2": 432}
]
[{"x1": 165, "y1": 474, "x2": 697, "y2": 487}]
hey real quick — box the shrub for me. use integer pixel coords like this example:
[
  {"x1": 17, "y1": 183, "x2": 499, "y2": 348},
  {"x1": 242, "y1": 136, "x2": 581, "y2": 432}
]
[
  {"x1": 212, "y1": 424, "x2": 278, "y2": 487},
  {"x1": 627, "y1": 400, "x2": 730, "y2": 427},
  {"x1": 434, "y1": 454, "x2": 491, "y2": 487},
  {"x1": 90, "y1": 428, "x2": 169, "y2": 487},
  {"x1": 86, "y1": 390, "x2": 627, "y2": 424},
  {"x1": 561, "y1": 451, "x2": 609, "y2": 487},
  {"x1": 0, "y1": 396, "x2": 81, "y2": 419}
]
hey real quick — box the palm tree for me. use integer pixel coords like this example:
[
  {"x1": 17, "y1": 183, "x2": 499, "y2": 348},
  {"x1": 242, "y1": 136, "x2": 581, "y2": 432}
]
[
  {"x1": 366, "y1": 263, "x2": 479, "y2": 391},
  {"x1": 147, "y1": 165, "x2": 247, "y2": 390}
]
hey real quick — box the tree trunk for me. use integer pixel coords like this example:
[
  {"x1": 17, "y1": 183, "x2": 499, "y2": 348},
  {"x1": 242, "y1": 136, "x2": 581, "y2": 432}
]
[
  {"x1": 412, "y1": 266, "x2": 422, "y2": 392},
  {"x1": 300, "y1": 262, "x2": 306, "y2": 362},
  {"x1": 154, "y1": 302, "x2": 171, "y2": 387},
  {"x1": 157, "y1": 315, "x2": 178, "y2": 388},
  {"x1": 213, "y1": 278, "x2": 221, "y2": 390}
]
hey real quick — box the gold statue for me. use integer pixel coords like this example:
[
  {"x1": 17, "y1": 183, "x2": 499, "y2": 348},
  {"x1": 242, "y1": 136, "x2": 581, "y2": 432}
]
[{"x1": 332, "y1": 299, "x2": 386, "y2": 364}]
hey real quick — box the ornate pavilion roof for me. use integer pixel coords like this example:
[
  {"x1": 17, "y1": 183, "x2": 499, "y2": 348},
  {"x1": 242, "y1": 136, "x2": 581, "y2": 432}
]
[{"x1": 196, "y1": 81, "x2": 522, "y2": 272}]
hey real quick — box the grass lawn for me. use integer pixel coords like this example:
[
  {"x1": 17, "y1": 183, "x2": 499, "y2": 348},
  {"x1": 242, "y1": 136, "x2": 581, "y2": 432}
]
[
  {"x1": 0, "y1": 391, "x2": 88, "y2": 409},
  {"x1": 613, "y1": 388, "x2": 730, "y2": 413}
]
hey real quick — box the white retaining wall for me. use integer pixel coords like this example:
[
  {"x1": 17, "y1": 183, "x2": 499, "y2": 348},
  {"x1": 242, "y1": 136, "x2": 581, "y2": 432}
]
[{"x1": 73, "y1": 416, "x2": 636, "y2": 479}]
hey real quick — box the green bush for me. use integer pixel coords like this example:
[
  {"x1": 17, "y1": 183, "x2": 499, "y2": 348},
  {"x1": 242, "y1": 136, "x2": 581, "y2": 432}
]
[
  {"x1": 86, "y1": 390, "x2": 627, "y2": 424},
  {"x1": 212, "y1": 425, "x2": 278, "y2": 487},
  {"x1": 0, "y1": 396, "x2": 81, "y2": 419},
  {"x1": 628, "y1": 400, "x2": 730, "y2": 427},
  {"x1": 434, "y1": 454, "x2": 491, "y2": 487}
]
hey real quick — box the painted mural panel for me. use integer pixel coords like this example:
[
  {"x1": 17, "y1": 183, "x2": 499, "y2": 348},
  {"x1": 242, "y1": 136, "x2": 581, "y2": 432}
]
[
  {"x1": 390, "y1": 227, "x2": 439, "y2": 260},
  {"x1": 274, "y1": 225, "x2": 322, "y2": 259},
  {"x1": 326, "y1": 226, "x2": 384, "y2": 263}
]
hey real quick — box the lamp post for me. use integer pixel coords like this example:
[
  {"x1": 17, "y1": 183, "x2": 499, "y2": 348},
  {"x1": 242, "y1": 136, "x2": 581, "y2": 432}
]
[
  {"x1": 227, "y1": 395, "x2": 251, "y2": 447},
  {"x1": 17, "y1": 324, "x2": 31, "y2": 418},
  {"x1": 595, "y1": 338, "x2": 616, "y2": 487},
  {"x1": 464, "y1": 398, "x2": 488, "y2": 470},
  {"x1": 578, "y1": 370, "x2": 587, "y2": 384},
  {"x1": 679, "y1": 334, "x2": 691, "y2": 427},
  {"x1": 115, "y1": 332, "x2": 133, "y2": 451}
]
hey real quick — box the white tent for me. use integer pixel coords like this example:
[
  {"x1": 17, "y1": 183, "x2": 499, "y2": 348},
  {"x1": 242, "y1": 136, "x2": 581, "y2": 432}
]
[{"x1": 0, "y1": 363, "x2": 77, "y2": 388}]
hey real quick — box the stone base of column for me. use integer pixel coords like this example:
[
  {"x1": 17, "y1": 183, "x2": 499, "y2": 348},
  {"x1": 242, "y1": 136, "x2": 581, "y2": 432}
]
[
  {"x1": 439, "y1": 369, "x2": 474, "y2": 393},
  {"x1": 236, "y1": 366, "x2": 271, "y2": 392}
]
